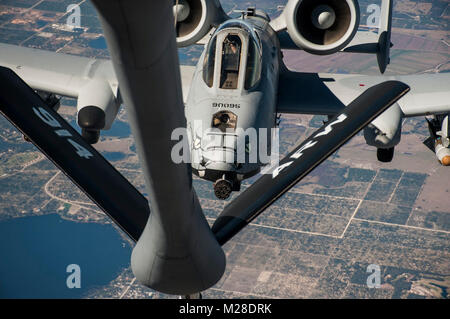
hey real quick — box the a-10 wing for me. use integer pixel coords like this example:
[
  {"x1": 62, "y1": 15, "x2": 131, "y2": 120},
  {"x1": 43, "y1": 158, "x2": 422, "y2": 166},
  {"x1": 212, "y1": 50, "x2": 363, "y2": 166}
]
[
  {"x1": 277, "y1": 69, "x2": 450, "y2": 117},
  {"x1": 0, "y1": 43, "x2": 196, "y2": 103},
  {"x1": 3, "y1": 42, "x2": 448, "y2": 119},
  {"x1": 0, "y1": 43, "x2": 118, "y2": 99}
]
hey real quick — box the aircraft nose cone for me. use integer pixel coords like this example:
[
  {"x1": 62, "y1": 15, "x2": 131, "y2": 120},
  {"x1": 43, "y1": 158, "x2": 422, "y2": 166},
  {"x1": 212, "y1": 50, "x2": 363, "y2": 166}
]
[
  {"x1": 311, "y1": 5, "x2": 336, "y2": 30},
  {"x1": 173, "y1": 0, "x2": 190, "y2": 22},
  {"x1": 441, "y1": 155, "x2": 450, "y2": 166}
]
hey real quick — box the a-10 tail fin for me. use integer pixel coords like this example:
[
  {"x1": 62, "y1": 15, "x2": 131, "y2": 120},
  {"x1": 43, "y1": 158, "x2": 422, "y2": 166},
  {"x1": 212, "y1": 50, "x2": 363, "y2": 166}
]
[
  {"x1": 376, "y1": 0, "x2": 393, "y2": 73},
  {"x1": 343, "y1": 0, "x2": 393, "y2": 73}
]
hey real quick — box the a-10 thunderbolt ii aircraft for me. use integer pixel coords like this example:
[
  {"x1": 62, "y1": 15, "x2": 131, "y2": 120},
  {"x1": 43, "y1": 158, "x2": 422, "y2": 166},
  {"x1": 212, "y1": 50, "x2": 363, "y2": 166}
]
[
  {"x1": 1, "y1": 0, "x2": 449, "y2": 201},
  {"x1": 0, "y1": 0, "x2": 448, "y2": 297}
]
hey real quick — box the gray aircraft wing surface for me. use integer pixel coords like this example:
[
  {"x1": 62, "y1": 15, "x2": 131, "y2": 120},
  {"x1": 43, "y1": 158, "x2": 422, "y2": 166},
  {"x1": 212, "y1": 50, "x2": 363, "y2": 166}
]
[
  {"x1": 277, "y1": 69, "x2": 450, "y2": 117},
  {"x1": 0, "y1": 43, "x2": 118, "y2": 99},
  {"x1": 0, "y1": 43, "x2": 196, "y2": 103}
]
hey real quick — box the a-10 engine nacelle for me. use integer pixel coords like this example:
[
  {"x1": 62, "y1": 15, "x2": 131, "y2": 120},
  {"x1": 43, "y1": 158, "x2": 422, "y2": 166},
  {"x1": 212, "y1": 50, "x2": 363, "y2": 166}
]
[
  {"x1": 174, "y1": 0, "x2": 228, "y2": 47},
  {"x1": 364, "y1": 103, "x2": 403, "y2": 162},
  {"x1": 77, "y1": 79, "x2": 120, "y2": 144},
  {"x1": 281, "y1": 0, "x2": 360, "y2": 55}
]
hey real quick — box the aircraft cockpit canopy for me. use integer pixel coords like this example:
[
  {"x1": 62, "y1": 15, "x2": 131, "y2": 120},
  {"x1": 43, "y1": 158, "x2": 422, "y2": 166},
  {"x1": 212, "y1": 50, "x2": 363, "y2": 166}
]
[
  {"x1": 203, "y1": 20, "x2": 262, "y2": 90},
  {"x1": 220, "y1": 34, "x2": 241, "y2": 89}
]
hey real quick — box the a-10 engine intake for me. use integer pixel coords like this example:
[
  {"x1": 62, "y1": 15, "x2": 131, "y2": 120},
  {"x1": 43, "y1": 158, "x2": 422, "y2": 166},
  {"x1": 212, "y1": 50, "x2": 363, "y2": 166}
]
[
  {"x1": 77, "y1": 79, "x2": 120, "y2": 144},
  {"x1": 174, "y1": 0, "x2": 228, "y2": 47},
  {"x1": 282, "y1": 0, "x2": 360, "y2": 55}
]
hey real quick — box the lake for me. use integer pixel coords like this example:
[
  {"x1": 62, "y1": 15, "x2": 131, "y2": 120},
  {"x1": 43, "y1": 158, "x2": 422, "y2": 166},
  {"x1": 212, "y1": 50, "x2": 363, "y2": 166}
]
[
  {"x1": 69, "y1": 119, "x2": 131, "y2": 139},
  {"x1": 103, "y1": 151, "x2": 127, "y2": 161},
  {"x1": 0, "y1": 214, "x2": 131, "y2": 298},
  {"x1": 88, "y1": 37, "x2": 107, "y2": 50}
]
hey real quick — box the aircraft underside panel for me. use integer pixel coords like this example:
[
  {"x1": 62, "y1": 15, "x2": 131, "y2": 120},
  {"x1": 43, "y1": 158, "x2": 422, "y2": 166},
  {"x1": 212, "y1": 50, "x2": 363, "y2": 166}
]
[
  {"x1": 276, "y1": 70, "x2": 450, "y2": 117},
  {"x1": 276, "y1": 69, "x2": 345, "y2": 115}
]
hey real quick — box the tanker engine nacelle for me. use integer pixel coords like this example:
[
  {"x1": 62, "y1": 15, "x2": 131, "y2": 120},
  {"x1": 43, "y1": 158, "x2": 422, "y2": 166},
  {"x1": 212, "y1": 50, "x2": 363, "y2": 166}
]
[
  {"x1": 174, "y1": 0, "x2": 228, "y2": 47},
  {"x1": 282, "y1": 0, "x2": 360, "y2": 55}
]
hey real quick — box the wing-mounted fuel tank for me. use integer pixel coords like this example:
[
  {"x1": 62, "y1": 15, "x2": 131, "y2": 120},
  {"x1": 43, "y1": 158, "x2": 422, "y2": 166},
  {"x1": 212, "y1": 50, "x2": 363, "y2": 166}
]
[
  {"x1": 364, "y1": 103, "x2": 403, "y2": 162},
  {"x1": 174, "y1": 0, "x2": 229, "y2": 47},
  {"x1": 275, "y1": 0, "x2": 360, "y2": 55},
  {"x1": 77, "y1": 79, "x2": 120, "y2": 144}
]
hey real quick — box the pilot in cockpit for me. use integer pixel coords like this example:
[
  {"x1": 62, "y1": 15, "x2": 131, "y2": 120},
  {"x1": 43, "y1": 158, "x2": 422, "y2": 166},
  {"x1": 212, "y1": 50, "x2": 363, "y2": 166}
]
[{"x1": 221, "y1": 35, "x2": 241, "y2": 89}]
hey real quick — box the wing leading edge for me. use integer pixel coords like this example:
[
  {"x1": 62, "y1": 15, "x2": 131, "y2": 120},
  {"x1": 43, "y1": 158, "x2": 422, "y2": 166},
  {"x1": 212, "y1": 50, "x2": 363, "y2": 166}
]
[{"x1": 0, "y1": 43, "x2": 196, "y2": 103}]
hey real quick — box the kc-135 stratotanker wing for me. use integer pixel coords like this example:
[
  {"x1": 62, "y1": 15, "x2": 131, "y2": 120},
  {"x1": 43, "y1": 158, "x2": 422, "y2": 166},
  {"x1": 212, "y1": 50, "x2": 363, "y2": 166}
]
[{"x1": 0, "y1": 0, "x2": 448, "y2": 297}]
